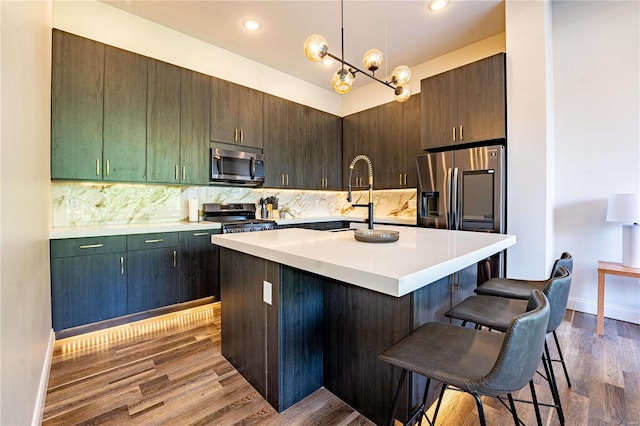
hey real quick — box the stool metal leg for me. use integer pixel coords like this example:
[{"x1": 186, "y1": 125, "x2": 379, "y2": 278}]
[
  {"x1": 472, "y1": 392, "x2": 487, "y2": 426},
  {"x1": 543, "y1": 342, "x2": 565, "y2": 425},
  {"x1": 387, "y1": 369, "x2": 407, "y2": 426},
  {"x1": 431, "y1": 383, "x2": 448, "y2": 425},
  {"x1": 507, "y1": 393, "x2": 519, "y2": 426},
  {"x1": 529, "y1": 380, "x2": 543, "y2": 426},
  {"x1": 552, "y1": 330, "x2": 572, "y2": 387}
]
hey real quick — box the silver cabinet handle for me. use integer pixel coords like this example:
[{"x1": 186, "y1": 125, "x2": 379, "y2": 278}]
[
  {"x1": 175, "y1": 165, "x2": 178, "y2": 180},
  {"x1": 120, "y1": 256, "x2": 124, "y2": 275},
  {"x1": 106, "y1": 159, "x2": 110, "y2": 176},
  {"x1": 193, "y1": 232, "x2": 209, "y2": 236},
  {"x1": 144, "y1": 239, "x2": 164, "y2": 244},
  {"x1": 79, "y1": 243, "x2": 103, "y2": 249},
  {"x1": 240, "y1": 129, "x2": 244, "y2": 143},
  {"x1": 281, "y1": 173, "x2": 285, "y2": 186},
  {"x1": 173, "y1": 250, "x2": 176, "y2": 268},
  {"x1": 96, "y1": 159, "x2": 100, "y2": 176},
  {"x1": 182, "y1": 165, "x2": 186, "y2": 180},
  {"x1": 452, "y1": 126, "x2": 456, "y2": 142},
  {"x1": 459, "y1": 125, "x2": 463, "y2": 140},
  {"x1": 234, "y1": 128, "x2": 238, "y2": 142},
  {"x1": 286, "y1": 174, "x2": 289, "y2": 186},
  {"x1": 404, "y1": 173, "x2": 407, "y2": 186}
]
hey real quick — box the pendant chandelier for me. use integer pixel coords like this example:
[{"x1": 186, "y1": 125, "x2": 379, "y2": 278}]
[{"x1": 303, "y1": 0, "x2": 412, "y2": 102}]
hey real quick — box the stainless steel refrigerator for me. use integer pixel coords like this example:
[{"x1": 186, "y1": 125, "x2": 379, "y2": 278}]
[{"x1": 417, "y1": 144, "x2": 506, "y2": 280}]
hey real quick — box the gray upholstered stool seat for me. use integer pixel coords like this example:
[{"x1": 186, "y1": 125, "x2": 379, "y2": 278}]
[
  {"x1": 476, "y1": 252, "x2": 573, "y2": 300},
  {"x1": 380, "y1": 289, "x2": 550, "y2": 426},
  {"x1": 445, "y1": 295, "x2": 527, "y2": 332}
]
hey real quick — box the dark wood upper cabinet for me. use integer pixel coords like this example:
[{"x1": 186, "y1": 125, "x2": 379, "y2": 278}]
[
  {"x1": 342, "y1": 94, "x2": 421, "y2": 190},
  {"x1": 210, "y1": 77, "x2": 263, "y2": 148},
  {"x1": 263, "y1": 94, "x2": 341, "y2": 190},
  {"x1": 342, "y1": 107, "x2": 377, "y2": 190},
  {"x1": 180, "y1": 69, "x2": 210, "y2": 185},
  {"x1": 146, "y1": 59, "x2": 181, "y2": 184},
  {"x1": 103, "y1": 45, "x2": 148, "y2": 182},
  {"x1": 51, "y1": 30, "x2": 105, "y2": 180},
  {"x1": 421, "y1": 53, "x2": 506, "y2": 151}
]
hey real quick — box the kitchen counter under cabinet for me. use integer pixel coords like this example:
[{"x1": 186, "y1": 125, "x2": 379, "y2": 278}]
[{"x1": 212, "y1": 227, "x2": 515, "y2": 424}]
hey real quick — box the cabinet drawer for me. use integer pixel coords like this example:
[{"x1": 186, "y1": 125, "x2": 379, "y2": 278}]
[
  {"x1": 127, "y1": 232, "x2": 178, "y2": 251},
  {"x1": 51, "y1": 236, "x2": 126, "y2": 258}
]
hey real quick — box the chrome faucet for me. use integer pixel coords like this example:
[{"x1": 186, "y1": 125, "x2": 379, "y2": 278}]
[{"x1": 347, "y1": 155, "x2": 374, "y2": 230}]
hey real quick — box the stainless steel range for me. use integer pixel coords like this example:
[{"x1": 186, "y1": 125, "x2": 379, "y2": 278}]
[{"x1": 202, "y1": 203, "x2": 277, "y2": 233}]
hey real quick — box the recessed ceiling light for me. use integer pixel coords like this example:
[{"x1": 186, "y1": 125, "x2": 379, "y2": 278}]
[
  {"x1": 428, "y1": 0, "x2": 449, "y2": 12},
  {"x1": 243, "y1": 19, "x2": 262, "y2": 31}
]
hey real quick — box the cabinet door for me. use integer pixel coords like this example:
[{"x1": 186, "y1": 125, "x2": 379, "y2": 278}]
[
  {"x1": 179, "y1": 230, "x2": 220, "y2": 303},
  {"x1": 403, "y1": 94, "x2": 422, "y2": 188},
  {"x1": 180, "y1": 69, "x2": 210, "y2": 185},
  {"x1": 457, "y1": 53, "x2": 506, "y2": 144},
  {"x1": 263, "y1": 94, "x2": 296, "y2": 188},
  {"x1": 320, "y1": 112, "x2": 343, "y2": 190},
  {"x1": 51, "y1": 252, "x2": 126, "y2": 330},
  {"x1": 237, "y1": 84, "x2": 264, "y2": 148},
  {"x1": 127, "y1": 247, "x2": 180, "y2": 313},
  {"x1": 375, "y1": 101, "x2": 404, "y2": 189},
  {"x1": 342, "y1": 108, "x2": 377, "y2": 190},
  {"x1": 51, "y1": 30, "x2": 104, "y2": 180},
  {"x1": 211, "y1": 78, "x2": 263, "y2": 148},
  {"x1": 421, "y1": 69, "x2": 457, "y2": 150},
  {"x1": 103, "y1": 46, "x2": 148, "y2": 182},
  {"x1": 147, "y1": 59, "x2": 181, "y2": 183}
]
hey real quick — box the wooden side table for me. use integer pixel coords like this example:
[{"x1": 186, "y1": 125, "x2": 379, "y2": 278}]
[{"x1": 597, "y1": 261, "x2": 640, "y2": 336}]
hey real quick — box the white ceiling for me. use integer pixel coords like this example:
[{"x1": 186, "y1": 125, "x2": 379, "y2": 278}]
[{"x1": 102, "y1": 1, "x2": 505, "y2": 90}]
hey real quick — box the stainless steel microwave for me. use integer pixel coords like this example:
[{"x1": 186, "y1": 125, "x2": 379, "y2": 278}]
[{"x1": 210, "y1": 148, "x2": 265, "y2": 187}]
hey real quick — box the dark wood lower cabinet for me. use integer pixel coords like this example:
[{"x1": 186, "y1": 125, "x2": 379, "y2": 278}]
[
  {"x1": 127, "y1": 246, "x2": 180, "y2": 313},
  {"x1": 218, "y1": 247, "x2": 477, "y2": 425},
  {"x1": 178, "y1": 230, "x2": 221, "y2": 302}
]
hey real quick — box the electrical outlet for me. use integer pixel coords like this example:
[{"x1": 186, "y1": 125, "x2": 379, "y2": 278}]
[{"x1": 263, "y1": 281, "x2": 272, "y2": 305}]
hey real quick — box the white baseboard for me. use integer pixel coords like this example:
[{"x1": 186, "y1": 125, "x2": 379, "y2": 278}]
[
  {"x1": 32, "y1": 329, "x2": 55, "y2": 426},
  {"x1": 568, "y1": 296, "x2": 640, "y2": 325}
]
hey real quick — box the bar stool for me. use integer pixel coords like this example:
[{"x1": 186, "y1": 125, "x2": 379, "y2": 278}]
[
  {"x1": 475, "y1": 252, "x2": 573, "y2": 388},
  {"x1": 379, "y1": 289, "x2": 550, "y2": 426},
  {"x1": 446, "y1": 265, "x2": 572, "y2": 424}
]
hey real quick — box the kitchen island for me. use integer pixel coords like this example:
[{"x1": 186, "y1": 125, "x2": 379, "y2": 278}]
[{"x1": 212, "y1": 227, "x2": 515, "y2": 425}]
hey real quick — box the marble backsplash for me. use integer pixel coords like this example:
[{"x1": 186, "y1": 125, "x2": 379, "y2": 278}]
[{"x1": 51, "y1": 182, "x2": 417, "y2": 228}]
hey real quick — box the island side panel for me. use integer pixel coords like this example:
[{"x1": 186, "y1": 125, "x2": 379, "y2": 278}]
[
  {"x1": 220, "y1": 248, "x2": 267, "y2": 397},
  {"x1": 277, "y1": 266, "x2": 324, "y2": 411},
  {"x1": 323, "y1": 278, "x2": 413, "y2": 426}
]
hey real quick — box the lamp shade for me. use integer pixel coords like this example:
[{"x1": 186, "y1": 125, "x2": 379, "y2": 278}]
[{"x1": 606, "y1": 193, "x2": 640, "y2": 223}]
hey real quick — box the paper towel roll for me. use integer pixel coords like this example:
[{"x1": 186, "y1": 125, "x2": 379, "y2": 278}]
[{"x1": 188, "y1": 198, "x2": 199, "y2": 222}]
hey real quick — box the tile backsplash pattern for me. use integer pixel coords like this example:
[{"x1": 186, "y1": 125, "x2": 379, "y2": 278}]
[{"x1": 52, "y1": 182, "x2": 416, "y2": 227}]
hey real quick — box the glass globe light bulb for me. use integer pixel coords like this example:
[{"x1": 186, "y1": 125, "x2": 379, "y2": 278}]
[
  {"x1": 394, "y1": 85, "x2": 411, "y2": 102},
  {"x1": 363, "y1": 48, "x2": 383, "y2": 72},
  {"x1": 391, "y1": 65, "x2": 412, "y2": 86},
  {"x1": 331, "y1": 68, "x2": 355, "y2": 94},
  {"x1": 304, "y1": 34, "x2": 329, "y2": 62}
]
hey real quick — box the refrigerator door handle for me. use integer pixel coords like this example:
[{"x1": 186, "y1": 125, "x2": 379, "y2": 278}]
[
  {"x1": 452, "y1": 167, "x2": 460, "y2": 230},
  {"x1": 446, "y1": 167, "x2": 453, "y2": 229}
]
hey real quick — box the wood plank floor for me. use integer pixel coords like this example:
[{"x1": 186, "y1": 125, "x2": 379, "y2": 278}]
[{"x1": 43, "y1": 304, "x2": 640, "y2": 425}]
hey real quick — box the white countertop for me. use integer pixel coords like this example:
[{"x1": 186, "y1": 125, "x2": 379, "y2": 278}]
[
  {"x1": 212, "y1": 227, "x2": 516, "y2": 297},
  {"x1": 49, "y1": 215, "x2": 416, "y2": 239},
  {"x1": 49, "y1": 221, "x2": 222, "y2": 239}
]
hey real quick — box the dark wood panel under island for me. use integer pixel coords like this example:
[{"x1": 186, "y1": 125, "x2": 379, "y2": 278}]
[{"x1": 213, "y1": 227, "x2": 515, "y2": 425}]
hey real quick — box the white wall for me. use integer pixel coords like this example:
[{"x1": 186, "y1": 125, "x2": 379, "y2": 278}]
[
  {"x1": 505, "y1": 1, "x2": 555, "y2": 279},
  {"x1": 0, "y1": 1, "x2": 55, "y2": 425},
  {"x1": 552, "y1": 1, "x2": 640, "y2": 323}
]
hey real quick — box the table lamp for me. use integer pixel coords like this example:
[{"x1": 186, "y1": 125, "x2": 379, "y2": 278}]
[{"x1": 606, "y1": 193, "x2": 640, "y2": 268}]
